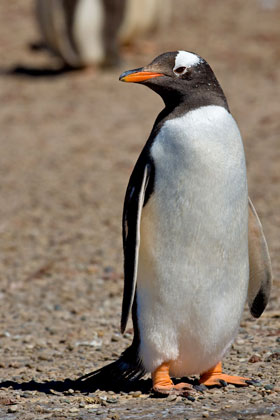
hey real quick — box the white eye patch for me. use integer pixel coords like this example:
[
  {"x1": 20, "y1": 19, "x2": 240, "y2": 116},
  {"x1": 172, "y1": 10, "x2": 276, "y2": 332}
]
[{"x1": 173, "y1": 50, "x2": 200, "y2": 76}]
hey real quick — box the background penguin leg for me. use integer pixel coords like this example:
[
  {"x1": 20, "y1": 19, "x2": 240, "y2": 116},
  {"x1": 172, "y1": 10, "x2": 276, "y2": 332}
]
[
  {"x1": 199, "y1": 361, "x2": 250, "y2": 386},
  {"x1": 152, "y1": 362, "x2": 193, "y2": 396}
]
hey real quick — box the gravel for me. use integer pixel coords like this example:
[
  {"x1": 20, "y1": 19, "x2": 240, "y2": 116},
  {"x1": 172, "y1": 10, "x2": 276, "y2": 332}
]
[{"x1": 0, "y1": 1, "x2": 279, "y2": 419}]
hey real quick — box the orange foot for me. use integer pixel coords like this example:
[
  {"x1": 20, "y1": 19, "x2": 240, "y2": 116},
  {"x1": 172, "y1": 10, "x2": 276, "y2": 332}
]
[
  {"x1": 152, "y1": 362, "x2": 193, "y2": 396},
  {"x1": 199, "y1": 362, "x2": 250, "y2": 387}
]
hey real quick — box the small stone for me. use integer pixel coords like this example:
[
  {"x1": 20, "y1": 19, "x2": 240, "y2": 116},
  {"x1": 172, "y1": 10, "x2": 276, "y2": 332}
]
[
  {"x1": 34, "y1": 405, "x2": 44, "y2": 413},
  {"x1": 111, "y1": 334, "x2": 121, "y2": 342},
  {"x1": 50, "y1": 388, "x2": 61, "y2": 395},
  {"x1": 264, "y1": 384, "x2": 274, "y2": 391},
  {"x1": 85, "y1": 396, "x2": 102, "y2": 404},
  {"x1": 38, "y1": 353, "x2": 51, "y2": 361},
  {"x1": 167, "y1": 394, "x2": 177, "y2": 401},
  {"x1": 9, "y1": 362, "x2": 20, "y2": 368},
  {"x1": 22, "y1": 392, "x2": 32, "y2": 398},
  {"x1": 132, "y1": 391, "x2": 142, "y2": 398},
  {"x1": 248, "y1": 354, "x2": 261, "y2": 363},
  {"x1": 186, "y1": 395, "x2": 196, "y2": 402},
  {"x1": 67, "y1": 344, "x2": 74, "y2": 351},
  {"x1": 8, "y1": 405, "x2": 18, "y2": 413},
  {"x1": 208, "y1": 408, "x2": 220, "y2": 413},
  {"x1": 69, "y1": 407, "x2": 79, "y2": 413},
  {"x1": 0, "y1": 398, "x2": 15, "y2": 405},
  {"x1": 202, "y1": 411, "x2": 210, "y2": 418},
  {"x1": 107, "y1": 398, "x2": 118, "y2": 404},
  {"x1": 54, "y1": 408, "x2": 63, "y2": 413},
  {"x1": 266, "y1": 352, "x2": 280, "y2": 362}
]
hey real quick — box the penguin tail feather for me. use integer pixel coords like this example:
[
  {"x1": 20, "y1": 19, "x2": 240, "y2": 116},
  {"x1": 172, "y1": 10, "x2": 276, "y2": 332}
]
[{"x1": 74, "y1": 345, "x2": 146, "y2": 392}]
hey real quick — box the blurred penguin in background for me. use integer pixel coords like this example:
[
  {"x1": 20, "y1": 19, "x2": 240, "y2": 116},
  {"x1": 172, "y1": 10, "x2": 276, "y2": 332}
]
[
  {"x1": 34, "y1": 0, "x2": 125, "y2": 68},
  {"x1": 118, "y1": 0, "x2": 170, "y2": 46},
  {"x1": 34, "y1": 0, "x2": 171, "y2": 69}
]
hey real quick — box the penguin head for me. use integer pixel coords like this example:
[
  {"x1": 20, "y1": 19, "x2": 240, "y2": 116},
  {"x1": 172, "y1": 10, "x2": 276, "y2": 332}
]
[{"x1": 119, "y1": 51, "x2": 225, "y2": 107}]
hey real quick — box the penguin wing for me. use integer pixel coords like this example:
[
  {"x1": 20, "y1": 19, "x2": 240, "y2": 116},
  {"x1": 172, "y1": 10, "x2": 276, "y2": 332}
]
[
  {"x1": 248, "y1": 197, "x2": 272, "y2": 318},
  {"x1": 121, "y1": 162, "x2": 151, "y2": 333}
]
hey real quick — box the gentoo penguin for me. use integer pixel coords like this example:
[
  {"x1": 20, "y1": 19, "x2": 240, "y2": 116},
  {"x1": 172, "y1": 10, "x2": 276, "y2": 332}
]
[
  {"x1": 78, "y1": 51, "x2": 272, "y2": 395},
  {"x1": 34, "y1": 0, "x2": 126, "y2": 68},
  {"x1": 34, "y1": 0, "x2": 170, "y2": 68},
  {"x1": 118, "y1": 0, "x2": 170, "y2": 45}
]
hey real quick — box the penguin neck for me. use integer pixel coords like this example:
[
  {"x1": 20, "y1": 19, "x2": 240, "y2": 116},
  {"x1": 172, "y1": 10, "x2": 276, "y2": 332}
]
[
  {"x1": 165, "y1": 89, "x2": 228, "y2": 116},
  {"x1": 150, "y1": 92, "x2": 228, "y2": 136},
  {"x1": 145, "y1": 82, "x2": 230, "y2": 149},
  {"x1": 149, "y1": 79, "x2": 229, "y2": 123}
]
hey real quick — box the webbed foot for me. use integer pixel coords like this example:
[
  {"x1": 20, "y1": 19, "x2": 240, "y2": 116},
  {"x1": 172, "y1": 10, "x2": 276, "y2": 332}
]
[
  {"x1": 199, "y1": 362, "x2": 250, "y2": 387},
  {"x1": 152, "y1": 362, "x2": 193, "y2": 396}
]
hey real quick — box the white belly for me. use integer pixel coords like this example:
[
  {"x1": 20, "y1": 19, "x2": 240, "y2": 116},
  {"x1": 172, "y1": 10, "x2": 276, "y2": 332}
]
[
  {"x1": 73, "y1": 0, "x2": 105, "y2": 64},
  {"x1": 137, "y1": 106, "x2": 249, "y2": 376}
]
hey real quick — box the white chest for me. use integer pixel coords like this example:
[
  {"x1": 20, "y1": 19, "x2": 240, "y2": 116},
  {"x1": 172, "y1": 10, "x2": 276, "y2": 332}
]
[
  {"x1": 139, "y1": 106, "x2": 248, "y2": 288},
  {"x1": 151, "y1": 106, "x2": 246, "y2": 205},
  {"x1": 145, "y1": 106, "x2": 248, "y2": 251}
]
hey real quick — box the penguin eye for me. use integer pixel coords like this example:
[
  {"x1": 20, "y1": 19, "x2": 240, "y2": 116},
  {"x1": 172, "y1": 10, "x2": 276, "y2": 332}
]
[{"x1": 174, "y1": 66, "x2": 187, "y2": 76}]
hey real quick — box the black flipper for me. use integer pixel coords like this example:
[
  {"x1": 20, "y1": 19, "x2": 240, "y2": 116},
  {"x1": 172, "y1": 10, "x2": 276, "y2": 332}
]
[
  {"x1": 121, "y1": 162, "x2": 151, "y2": 333},
  {"x1": 248, "y1": 198, "x2": 272, "y2": 318}
]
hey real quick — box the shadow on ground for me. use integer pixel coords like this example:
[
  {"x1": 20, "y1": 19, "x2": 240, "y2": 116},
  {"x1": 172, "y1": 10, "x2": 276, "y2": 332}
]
[
  {"x1": 0, "y1": 376, "x2": 153, "y2": 395},
  {"x1": 0, "y1": 65, "x2": 76, "y2": 78},
  {"x1": 0, "y1": 371, "x2": 199, "y2": 396}
]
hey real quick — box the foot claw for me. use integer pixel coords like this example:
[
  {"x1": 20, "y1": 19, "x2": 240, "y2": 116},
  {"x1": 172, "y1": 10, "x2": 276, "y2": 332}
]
[
  {"x1": 219, "y1": 379, "x2": 228, "y2": 387},
  {"x1": 245, "y1": 379, "x2": 262, "y2": 386},
  {"x1": 194, "y1": 384, "x2": 207, "y2": 392}
]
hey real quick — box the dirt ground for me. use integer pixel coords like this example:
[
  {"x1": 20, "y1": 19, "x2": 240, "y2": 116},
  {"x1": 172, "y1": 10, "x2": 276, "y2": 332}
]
[{"x1": 0, "y1": 1, "x2": 279, "y2": 419}]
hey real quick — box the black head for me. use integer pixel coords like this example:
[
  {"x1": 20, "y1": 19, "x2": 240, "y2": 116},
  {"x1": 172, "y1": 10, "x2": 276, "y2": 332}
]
[{"x1": 119, "y1": 51, "x2": 228, "y2": 111}]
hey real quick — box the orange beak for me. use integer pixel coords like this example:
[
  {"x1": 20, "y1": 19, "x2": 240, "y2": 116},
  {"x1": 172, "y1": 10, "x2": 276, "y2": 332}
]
[{"x1": 119, "y1": 67, "x2": 164, "y2": 83}]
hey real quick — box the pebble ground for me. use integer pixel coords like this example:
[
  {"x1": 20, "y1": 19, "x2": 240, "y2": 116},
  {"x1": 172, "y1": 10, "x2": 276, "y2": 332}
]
[{"x1": 0, "y1": 1, "x2": 279, "y2": 419}]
